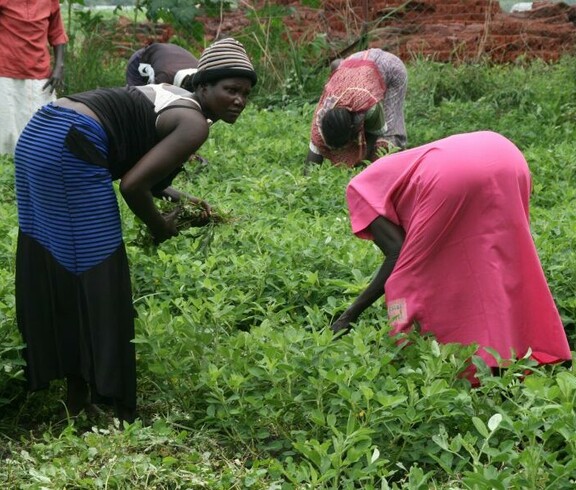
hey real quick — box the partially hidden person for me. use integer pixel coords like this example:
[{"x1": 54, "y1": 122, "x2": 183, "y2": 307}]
[
  {"x1": 305, "y1": 48, "x2": 407, "y2": 170},
  {"x1": 126, "y1": 42, "x2": 199, "y2": 89},
  {"x1": 0, "y1": 0, "x2": 68, "y2": 155},
  {"x1": 14, "y1": 38, "x2": 257, "y2": 423},
  {"x1": 331, "y1": 130, "x2": 571, "y2": 383}
]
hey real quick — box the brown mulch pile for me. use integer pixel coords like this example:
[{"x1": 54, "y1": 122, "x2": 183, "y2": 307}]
[{"x1": 108, "y1": 0, "x2": 576, "y2": 63}]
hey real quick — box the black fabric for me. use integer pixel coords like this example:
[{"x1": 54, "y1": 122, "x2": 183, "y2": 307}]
[
  {"x1": 67, "y1": 87, "x2": 159, "y2": 180},
  {"x1": 16, "y1": 232, "x2": 137, "y2": 411},
  {"x1": 65, "y1": 126, "x2": 108, "y2": 168},
  {"x1": 140, "y1": 43, "x2": 198, "y2": 84},
  {"x1": 125, "y1": 48, "x2": 145, "y2": 86}
]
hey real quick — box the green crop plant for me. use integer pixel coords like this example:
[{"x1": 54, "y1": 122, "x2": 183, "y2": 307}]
[{"x1": 1, "y1": 51, "x2": 576, "y2": 488}]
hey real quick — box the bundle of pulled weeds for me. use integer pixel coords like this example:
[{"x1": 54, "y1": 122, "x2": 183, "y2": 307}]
[{"x1": 133, "y1": 198, "x2": 232, "y2": 249}]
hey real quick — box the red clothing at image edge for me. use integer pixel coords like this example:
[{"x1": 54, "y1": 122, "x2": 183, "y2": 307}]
[{"x1": 0, "y1": 0, "x2": 68, "y2": 79}]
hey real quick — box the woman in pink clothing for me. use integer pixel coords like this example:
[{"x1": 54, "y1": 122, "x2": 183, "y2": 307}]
[{"x1": 332, "y1": 131, "x2": 571, "y2": 374}]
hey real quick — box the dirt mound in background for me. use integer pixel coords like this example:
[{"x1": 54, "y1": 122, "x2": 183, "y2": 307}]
[
  {"x1": 112, "y1": 0, "x2": 576, "y2": 64},
  {"x1": 315, "y1": 0, "x2": 576, "y2": 62},
  {"x1": 365, "y1": 0, "x2": 576, "y2": 62}
]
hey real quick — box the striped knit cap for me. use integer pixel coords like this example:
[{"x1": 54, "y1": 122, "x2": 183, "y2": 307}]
[{"x1": 192, "y1": 38, "x2": 257, "y2": 88}]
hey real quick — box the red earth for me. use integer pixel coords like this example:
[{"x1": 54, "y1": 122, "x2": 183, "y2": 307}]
[{"x1": 112, "y1": 0, "x2": 576, "y2": 64}]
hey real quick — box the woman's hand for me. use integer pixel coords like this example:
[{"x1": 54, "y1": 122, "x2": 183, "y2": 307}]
[
  {"x1": 187, "y1": 196, "x2": 212, "y2": 218},
  {"x1": 151, "y1": 208, "x2": 179, "y2": 244},
  {"x1": 159, "y1": 188, "x2": 212, "y2": 218},
  {"x1": 331, "y1": 310, "x2": 358, "y2": 335}
]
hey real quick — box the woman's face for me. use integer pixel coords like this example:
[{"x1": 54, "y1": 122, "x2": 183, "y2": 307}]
[{"x1": 200, "y1": 77, "x2": 253, "y2": 124}]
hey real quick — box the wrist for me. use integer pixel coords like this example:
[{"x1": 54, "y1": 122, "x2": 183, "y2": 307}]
[{"x1": 146, "y1": 213, "x2": 168, "y2": 236}]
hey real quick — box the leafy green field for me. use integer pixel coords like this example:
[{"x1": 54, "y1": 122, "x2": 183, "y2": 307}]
[{"x1": 1, "y1": 57, "x2": 576, "y2": 489}]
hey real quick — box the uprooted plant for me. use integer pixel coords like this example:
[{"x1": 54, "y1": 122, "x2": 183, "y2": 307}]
[{"x1": 134, "y1": 198, "x2": 233, "y2": 251}]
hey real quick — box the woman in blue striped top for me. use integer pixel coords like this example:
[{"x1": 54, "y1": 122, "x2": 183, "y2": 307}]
[{"x1": 14, "y1": 38, "x2": 257, "y2": 423}]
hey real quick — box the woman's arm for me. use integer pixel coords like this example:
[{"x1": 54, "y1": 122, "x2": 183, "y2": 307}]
[
  {"x1": 304, "y1": 143, "x2": 324, "y2": 174},
  {"x1": 120, "y1": 108, "x2": 209, "y2": 243},
  {"x1": 331, "y1": 216, "x2": 405, "y2": 334},
  {"x1": 153, "y1": 186, "x2": 184, "y2": 202},
  {"x1": 306, "y1": 148, "x2": 323, "y2": 164},
  {"x1": 43, "y1": 44, "x2": 66, "y2": 93},
  {"x1": 364, "y1": 101, "x2": 386, "y2": 134}
]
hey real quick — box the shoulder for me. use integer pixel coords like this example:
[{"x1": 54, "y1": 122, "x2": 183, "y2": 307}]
[
  {"x1": 157, "y1": 104, "x2": 210, "y2": 139},
  {"x1": 155, "y1": 109, "x2": 210, "y2": 157}
]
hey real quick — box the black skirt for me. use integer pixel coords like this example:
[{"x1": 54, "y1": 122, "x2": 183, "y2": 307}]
[{"x1": 14, "y1": 104, "x2": 136, "y2": 411}]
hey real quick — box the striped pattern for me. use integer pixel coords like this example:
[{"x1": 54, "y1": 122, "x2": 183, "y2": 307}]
[
  {"x1": 15, "y1": 104, "x2": 123, "y2": 276},
  {"x1": 197, "y1": 38, "x2": 254, "y2": 72},
  {"x1": 192, "y1": 38, "x2": 257, "y2": 87}
]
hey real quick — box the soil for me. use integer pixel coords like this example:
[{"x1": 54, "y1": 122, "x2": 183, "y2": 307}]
[{"x1": 111, "y1": 0, "x2": 576, "y2": 63}]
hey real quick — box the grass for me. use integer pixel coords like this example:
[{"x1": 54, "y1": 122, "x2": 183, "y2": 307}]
[{"x1": 1, "y1": 51, "x2": 576, "y2": 488}]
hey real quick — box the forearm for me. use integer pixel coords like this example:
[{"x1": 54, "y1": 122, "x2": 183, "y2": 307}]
[
  {"x1": 153, "y1": 187, "x2": 207, "y2": 209},
  {"x1": 333, "y1": 216, "x2": 404, "y2": 334},
  {"x1": 342, "y1": 251, "x2": 399, "y2": 319},
  {"x1": 53, "y1": 44, "x2": 65, "y2": 70},
  {"x1": 121, "y1": 187, "x2": 167, "y2": 236},
  {"x1": 305, "y1": 148, "x2": 323, "y2": 165},
  {"x1": 153, "y1": 186, "x2": 182, "y2": 202},
  {"x1": 304, "y1": 149, "x2": 323, "y2": 175}
]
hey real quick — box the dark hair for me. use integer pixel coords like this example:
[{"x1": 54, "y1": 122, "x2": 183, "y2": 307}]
[
  {"x1": 180, "y1": 74, "x2": 195, "y2": 92},
  {"x1": 321, "y1": 107, "x2": 355, "y2": 149}
]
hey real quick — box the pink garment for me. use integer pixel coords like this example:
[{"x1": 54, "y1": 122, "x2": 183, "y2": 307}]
[{"x1": 346, "y1": 131, "x2": 571, "y2": 367}]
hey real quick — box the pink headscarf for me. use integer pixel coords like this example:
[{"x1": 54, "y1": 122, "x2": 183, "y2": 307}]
[{"x1": 310, "y1": 56, "x2": 386, "y2": 167}]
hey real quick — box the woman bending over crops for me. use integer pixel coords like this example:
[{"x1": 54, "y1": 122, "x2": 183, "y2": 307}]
[
  {"x1": 14, "y1": 38, "x2": 257, "y2": 423},
  {"x1": 125, "y1": 42, "x2": 199, "y2": 89},
  {"x1": 305, "y1": 48, "x2": 408, "y2": 169},
  {"x1": 332, "y1": 131, "x2": 571, "y2": 381}
]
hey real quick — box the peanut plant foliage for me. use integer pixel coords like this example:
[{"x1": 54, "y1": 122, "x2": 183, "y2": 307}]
[{"x1": 1, "y1": 57, "x2": 576, "y2": 489}]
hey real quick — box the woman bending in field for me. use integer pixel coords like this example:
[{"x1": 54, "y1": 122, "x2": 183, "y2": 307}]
[
  {"x1": 126, "y1": 42, "x2": 199, "y2": 89},
  {"x1": 14, "y1": 38, "x2": 257, "y2": 422},
  {"x1": 332, "y1": 131, "x2": 571, "y2": 381},
  {"x1": 305, "y1": 48, "x2": 407, "y2": 169}
]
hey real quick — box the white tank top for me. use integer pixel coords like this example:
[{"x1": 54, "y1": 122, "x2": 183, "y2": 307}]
[{"x1": 150, "y1": 83, "x2": 201, "y2": 113}]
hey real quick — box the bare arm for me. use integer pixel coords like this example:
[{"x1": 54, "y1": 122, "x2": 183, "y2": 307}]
[
  {"x1": 331, "y1": 216, "x2": 405, "y2": 334},
  {"x1": 304, "y1": 148, "x2": 324, "y2": 175},
  {"x1": 120, "y1": 108, "x2": 209, "y2": 242},
  {"x1": 152, "y1": 186, "x2": 181, "y2": 202},
  {"x1": 43, "y1": 44, "x2": 66, "y2": 93},
  {"x1": 306, "y1": 149, "x2": 323, "y2": 165}
]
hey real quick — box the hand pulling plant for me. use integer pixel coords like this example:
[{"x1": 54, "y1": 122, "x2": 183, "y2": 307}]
[{"x1": 134, "y1": 198, "x2": 232, "y2": 250}]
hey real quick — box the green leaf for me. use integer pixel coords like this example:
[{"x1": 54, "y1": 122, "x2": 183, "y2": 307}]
[
  {"x1": 487, "y1": 413, "x2": 502, "y2": 432},
  {"x1": 472, "y1": 416, "x2": 489, "y2": 438}
]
